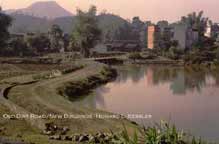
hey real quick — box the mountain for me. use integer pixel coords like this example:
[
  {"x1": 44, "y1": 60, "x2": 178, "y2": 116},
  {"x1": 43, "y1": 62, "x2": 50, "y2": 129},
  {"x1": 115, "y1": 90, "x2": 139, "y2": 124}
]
[
  {"x1": 9, "y1": 13, "x2": 50, "y2": 33},
  {"x1": 8, "y1": 13, "x2": 129, "y2": 35},
  {"x1": 5, "y1": 1, "x2": 129, "y2": 35},
  {"x1": 8, "y1": 14, "x2": 76, "y2": 34},
  {"x1": 5, "y1": 1, "x2": 73, "y2": 19},
  {"x1": 52, "y1": 16, "x2": 76, "y2": 33}
]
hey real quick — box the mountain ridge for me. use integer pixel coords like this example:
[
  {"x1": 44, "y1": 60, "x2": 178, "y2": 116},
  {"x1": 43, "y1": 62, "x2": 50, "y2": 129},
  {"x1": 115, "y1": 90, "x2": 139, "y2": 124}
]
[
  {"x1": 4, "y1": 1, "x2": 130, "y2": 38},
  {"x1": 5, "y1": 1, "x2": 73, "y2": 19},
  {"x1": 9, "y1": 13, "x2": 128, "y2": 35}
]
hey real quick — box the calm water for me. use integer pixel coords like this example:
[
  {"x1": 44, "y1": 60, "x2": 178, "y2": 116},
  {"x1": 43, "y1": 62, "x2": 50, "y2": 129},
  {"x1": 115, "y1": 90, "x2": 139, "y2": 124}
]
[{"x1": 77, "y1": 65, "x2": 219, "y2": 141}]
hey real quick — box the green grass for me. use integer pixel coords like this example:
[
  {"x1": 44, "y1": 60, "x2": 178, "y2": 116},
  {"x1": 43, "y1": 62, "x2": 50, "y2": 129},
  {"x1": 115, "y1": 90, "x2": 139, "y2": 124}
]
[
  {"x1": 111, "y1": 121, "x2": 214, "y2": 144},
  {"x1": 0, "y1": 103, "x2": 40, "y2": 141}
]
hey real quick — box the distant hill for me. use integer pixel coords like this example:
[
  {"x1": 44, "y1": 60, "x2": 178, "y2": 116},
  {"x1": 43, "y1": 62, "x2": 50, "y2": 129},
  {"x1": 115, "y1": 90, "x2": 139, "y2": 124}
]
[
  {"x1": 5, "y1": 1, "x2": 73, "y2": 19},
  {"x1": 97, "y1": 14, "x2": 129, "y2": 40},
  {"x1": 52, "y1": 16, "x2": 76, "y2": 33},
  {"x1": 8, "y1": 13, "x2": 129, "y2": 36},
  {"x1": 9, "y1": 13, "x2": 50, "y2": 33},
  {"x1": 4, "y1": 1, "x2": 129, "y2": 35}
]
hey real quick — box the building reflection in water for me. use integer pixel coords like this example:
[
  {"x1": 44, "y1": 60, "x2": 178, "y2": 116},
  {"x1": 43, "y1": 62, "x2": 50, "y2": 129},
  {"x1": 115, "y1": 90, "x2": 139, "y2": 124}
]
[
  {"x1": 88, "y1": 65, "x2": 219, "y2": 140},
  {"x1": 73, "y1": 66, "x2": 219, "y2": 108}
]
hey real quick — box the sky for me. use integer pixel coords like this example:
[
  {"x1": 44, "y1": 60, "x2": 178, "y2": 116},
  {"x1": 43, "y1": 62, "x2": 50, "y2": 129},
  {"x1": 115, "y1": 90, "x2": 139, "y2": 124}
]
[{"x1": 1, "y1": 0, "x2": 219, "y2": 23}]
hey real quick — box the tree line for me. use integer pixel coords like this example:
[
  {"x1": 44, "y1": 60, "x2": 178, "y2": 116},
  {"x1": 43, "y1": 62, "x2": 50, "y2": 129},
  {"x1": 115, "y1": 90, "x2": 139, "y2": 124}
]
[
  {"x1": 0, "y1": 6, "x2": 102, "y2": 57},
  {"x1": 1, "y1": 6, "x2": 219, "y2": 60},
  {"x1": 0, "y1": 5, "x2": 151, "y2": 58}
]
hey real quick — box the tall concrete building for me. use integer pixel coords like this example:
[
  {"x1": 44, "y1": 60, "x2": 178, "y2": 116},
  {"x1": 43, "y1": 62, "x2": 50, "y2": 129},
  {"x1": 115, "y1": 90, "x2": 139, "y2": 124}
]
[
  {"x1": 157, "y1": 21, "x2": 169, "y2": 34},
  {"x1": 147, "y1": 25, "x2": 160, "y2": 49},
  {"x1": 172, "y1": 23, "x2": 199, "y2": 49},
  {"x1": 147, "y1": 26, "x2": 155, "y2": 49},
  {"x1": 172, "y1": 24, "x2": 188, "y2": 49},
  {"x1": 139, "y1": 25, "x2": 148, "y2": 48}
]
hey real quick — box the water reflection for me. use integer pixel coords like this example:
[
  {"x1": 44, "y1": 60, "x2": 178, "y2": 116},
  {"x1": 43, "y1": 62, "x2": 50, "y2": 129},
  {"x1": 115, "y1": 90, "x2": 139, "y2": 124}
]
[
  {"x1": 76, "y1": 65, "x2": 219, "y2": 140},
  {"x1": 116, "y1": 65, "x2": 146, "y2": 83},
  {"x1": 115, "y1": 65, "x2": 219, "y2": 95}
]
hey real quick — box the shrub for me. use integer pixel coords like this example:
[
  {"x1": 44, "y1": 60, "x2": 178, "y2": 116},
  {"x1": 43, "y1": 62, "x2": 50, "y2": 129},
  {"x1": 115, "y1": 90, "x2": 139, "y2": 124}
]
[
  {"x1": 128, "y1": 53, "x2": 143, "y2": 60},
  {"x1": 61, "y1": 65, "x2": 83, "y2": 74},
  {"x1": 167, "y1": 47, "x2": 184, "y2": 60},
  {"x1": 216, "y1": 48, "x2": 219, "y2": 60},
  {"x1": 112, "y1": 121, "x2": 208, "y2": 144}
]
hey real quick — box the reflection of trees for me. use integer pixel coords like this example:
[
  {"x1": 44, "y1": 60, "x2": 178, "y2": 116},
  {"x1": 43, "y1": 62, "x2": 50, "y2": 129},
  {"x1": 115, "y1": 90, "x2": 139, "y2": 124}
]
[
  {"x1": 116, "y1": 69, "x2": 130, "y2": 83},
  {"x1": 116, "y1": 65, "x2": 146, "y2": 83},
  {"x1": 184, "y1": 68, "x2": 208, "y2": 92},
  {"x1": 170, "y1": 72, "x2": 186, "y2": 95},
  {"x1": 151, "y1": 66, "x2": 218, "y2": 95},
  {"x1": 130, "y1": 66, "x2": 146, "y2": 83},
  {"x1": 116, "y1": 65, "x2": 218, "y2": 96},
  {"x1": 211, "y1": 69, "x2": 219, "y2": 86},
  {"x1": 152, "y1": 66, "x2": 179, "y2": 85},
  {"x1": 66, "y1": 66, "x2": 219, "y2": 109}
]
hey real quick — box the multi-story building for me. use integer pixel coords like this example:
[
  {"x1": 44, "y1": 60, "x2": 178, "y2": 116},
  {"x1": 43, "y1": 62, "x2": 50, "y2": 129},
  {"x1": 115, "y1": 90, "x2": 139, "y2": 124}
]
[
  {"x1": 146, "y1": 22, "x2": 200, "y2": 50},
  {"x1": 147, "y1": 26, "x2": 155, "y2": 49},
  {"x1": 147, "y1": 25, "x2": 161, "y2": 49},
  {"x1": 139, "y1": 25, "x2": 148, "y2": 49},
  {"x1": 172, "y1": 24, "x2": 188, "y2": 49},
  {"x1": 171, "y1": 23, "x2": 199, "y2": 49},
  {"x1": 157, "y1": 21, "x2": 169, "y2": 34},
  {"x1": 146, "y1": 22, "x2": 173, "y2": 50}
]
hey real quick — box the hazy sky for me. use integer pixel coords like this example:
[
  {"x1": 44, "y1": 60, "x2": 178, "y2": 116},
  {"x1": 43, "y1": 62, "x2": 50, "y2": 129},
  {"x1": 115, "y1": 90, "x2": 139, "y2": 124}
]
[{"x1": 1, "y1": 0, "x2": 219, "y2": 22}]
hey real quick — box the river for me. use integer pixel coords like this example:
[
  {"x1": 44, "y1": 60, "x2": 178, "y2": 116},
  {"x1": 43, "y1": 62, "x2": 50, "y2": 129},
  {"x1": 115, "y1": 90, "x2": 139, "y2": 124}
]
[{"x1": 76, "y1": 65, "x2": 219, "y2": 141}]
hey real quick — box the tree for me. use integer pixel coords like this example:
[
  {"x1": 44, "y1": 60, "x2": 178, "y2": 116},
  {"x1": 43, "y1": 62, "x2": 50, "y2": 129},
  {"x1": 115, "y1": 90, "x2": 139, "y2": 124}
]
[
  {"x1": 8, "y1": 37, "x2": 32, "y2": 56},
  {"x1": 128, "y1": 52, "x2": 142, "y2": 61},
  {"x1": 48, "y1": 24, "x2": 64, "y2": 52},
  {"x1": 132, "y1": 17, "x2": 144, "y2": 29},
  {"x1": 0, "y1": 7, "x2": 12, "y2": 54},
  {"x1": 181, "y1": 11, "x2": 209, "y2": 43},
  {"x1": 131, "y1": 17, "x2": 145, "y2": 42},
  {"x1": 116, "y1": 22, "x2": 135, "y2": 40},
  {"x1": 216, "y1": 48, "x2": 219, "y2": 61},
  {"x1": 71, "y1": 5, "x2": 101, "y2": 57},
  {"x1": 25, "y1": 34, "x2": 50, "y2": 54}
]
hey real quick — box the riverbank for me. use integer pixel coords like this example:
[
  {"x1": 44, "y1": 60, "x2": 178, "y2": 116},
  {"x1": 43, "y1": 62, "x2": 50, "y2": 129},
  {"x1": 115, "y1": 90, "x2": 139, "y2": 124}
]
[
  {"x1": 0, "y1": 59, "x2": 218, "y2": 143},
  {"x1": 58, "y1": 66, "x2": 117, "y2": 100},
  {"x1": 125, "y1": 59, "x2": 184, "y2": 66}
]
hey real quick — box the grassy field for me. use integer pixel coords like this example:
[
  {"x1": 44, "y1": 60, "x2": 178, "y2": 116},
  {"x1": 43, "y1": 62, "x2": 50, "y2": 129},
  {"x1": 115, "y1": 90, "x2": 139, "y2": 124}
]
[{"x1": 0, "y1": 61, "x2": 136, "y2": 144}]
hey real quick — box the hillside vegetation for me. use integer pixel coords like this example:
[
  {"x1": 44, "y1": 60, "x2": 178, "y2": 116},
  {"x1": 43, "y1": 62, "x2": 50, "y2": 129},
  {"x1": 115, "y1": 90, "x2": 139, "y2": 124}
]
[{"x1": 9, "y1": 13, "x2": 129, "y2": 35}]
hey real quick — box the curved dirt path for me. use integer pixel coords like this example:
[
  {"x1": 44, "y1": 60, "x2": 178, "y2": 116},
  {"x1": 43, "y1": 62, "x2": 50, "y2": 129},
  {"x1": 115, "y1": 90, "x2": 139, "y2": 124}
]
[
  {"x1": 5, "y1": 63, "x2": 126, "y2": 132},
  {"x1": 0, "y1": 85, "x2": 46, "y2": 130},
  {"x1": 11, "y1": 63, "x2": 102, "y2": 114}
]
